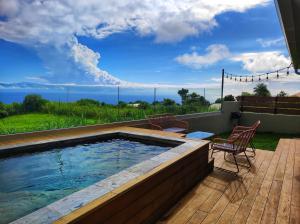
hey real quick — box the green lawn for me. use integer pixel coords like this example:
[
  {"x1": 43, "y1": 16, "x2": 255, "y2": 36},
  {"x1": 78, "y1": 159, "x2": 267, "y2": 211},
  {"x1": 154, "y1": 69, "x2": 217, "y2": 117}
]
[
  {"x1": 0, "y1": 113, "x2": 97, "y2": 135},
  {"x1": 1, "y1": 114, "x2": 299, "y2": 151},
  {"x1": 217, "y1": 132, "x2": 300, "y2": 151}
]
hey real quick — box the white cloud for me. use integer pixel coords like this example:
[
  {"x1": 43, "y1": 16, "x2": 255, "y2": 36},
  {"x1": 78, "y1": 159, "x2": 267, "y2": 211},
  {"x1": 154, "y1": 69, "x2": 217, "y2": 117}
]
[
  {"x1": 0, "y1": 0, "x2": 271, "y2": 84},
  {"x1": 256, "y1": 37, "x2": 284, "y2": 48},
  {"x1": 175, "y1": 44, "x2": 230, "y2": 69},
  {"x1": 71, "y1": 41, "x2": 123, "y2": 85},
  {"x1": 232, "y1": 51, "x2": 290, "y2": 73}
]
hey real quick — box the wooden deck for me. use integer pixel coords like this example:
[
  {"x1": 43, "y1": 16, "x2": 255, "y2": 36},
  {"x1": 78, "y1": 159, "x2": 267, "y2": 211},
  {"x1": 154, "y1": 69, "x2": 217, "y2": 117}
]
[
  {"x1": 0, "y1": 126, "x2": 184, "y2": 149},
  {"x1": 1, "y1": 127, "x2": 299, "y2": 224},
  {"x1": 158, "y1": 138, "x2": 300, "y2": 224}
]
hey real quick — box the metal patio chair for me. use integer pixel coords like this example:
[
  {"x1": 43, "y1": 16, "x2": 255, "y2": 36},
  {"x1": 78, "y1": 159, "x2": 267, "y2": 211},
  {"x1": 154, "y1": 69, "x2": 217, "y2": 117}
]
[
  {"x1": 228, "y1": 120, "x2": 261, "y2": 156},
  {"x1": 211, "y1": 128, "x2": 254, "y2": 173},
  {"x1": 148, "y1": 114, "x2": 189, "y2": 133}
]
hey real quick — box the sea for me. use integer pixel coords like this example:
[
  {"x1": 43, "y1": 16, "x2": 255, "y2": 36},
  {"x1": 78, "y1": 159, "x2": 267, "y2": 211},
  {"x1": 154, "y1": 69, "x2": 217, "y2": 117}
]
[{"x1": 0, "y1": 86, "x2": 220, "y2": 105}]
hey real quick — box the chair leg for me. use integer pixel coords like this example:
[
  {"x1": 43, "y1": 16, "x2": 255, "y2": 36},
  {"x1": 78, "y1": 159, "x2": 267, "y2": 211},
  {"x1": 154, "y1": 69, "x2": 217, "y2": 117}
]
[
  {"x1": 211, "y1": 148, "x2": 214, "y2": 158},
  {"x1": 250, "y1": 141, "x2": 256, "y2": 155},
  {"x1": 232, "y1": 154, "x2": 239, "y2": 173},
  {"x1": 244, "y1": 151, "x2": 251, "y2": 168}
]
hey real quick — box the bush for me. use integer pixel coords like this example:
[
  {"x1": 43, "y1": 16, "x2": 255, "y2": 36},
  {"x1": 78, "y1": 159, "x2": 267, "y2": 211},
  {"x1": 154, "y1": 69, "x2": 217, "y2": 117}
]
[
  {"x1": 23, "y1": 94, "x2": 47, "y2": 112},
  {"x1": 0, "y1": 102, "x2": 9, "y2": 118},
  {"x1": 5, "y1": 102, "x2": 23, "y2": 115},
  {"x1": 0, "y1": 110, "x2": 8, "y2": 118},
  {"x1": 162, "y1": 98, "x2": 176, "y2": 106},
  {"x1": 76, "y1": 98, "x2": 101, "y2": 107},
  {"x1": 224, "y1": 94, "x2": 235, "y2": 101},
  {"x1": 215, "y1": 98, "x2": 222, "y2": 103}
]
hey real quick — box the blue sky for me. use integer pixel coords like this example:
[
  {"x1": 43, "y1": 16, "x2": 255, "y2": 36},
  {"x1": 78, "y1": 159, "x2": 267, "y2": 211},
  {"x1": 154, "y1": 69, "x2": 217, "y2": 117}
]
[{"x1": 0, "y1": 0, "x2": 299, "y2": 94}]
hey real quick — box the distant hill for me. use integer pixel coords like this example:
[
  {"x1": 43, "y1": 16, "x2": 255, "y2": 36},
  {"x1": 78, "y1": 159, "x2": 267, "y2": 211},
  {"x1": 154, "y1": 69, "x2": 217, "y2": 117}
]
[{"x1": 291, "y1": 92, "x2": 300, "y2": 97}]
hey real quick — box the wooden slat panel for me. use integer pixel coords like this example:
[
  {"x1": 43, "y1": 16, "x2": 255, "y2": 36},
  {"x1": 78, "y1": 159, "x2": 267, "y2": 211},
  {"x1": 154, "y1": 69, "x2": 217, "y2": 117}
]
[
  {"x1": 241, "y1": 96, "x2": 275, "y2": 102},
  {"x1": 240, "y1": 96, "x2": 300, "y2": 115},
  {"x1": 276, "y1": 102, "x2": 300, "y2": 109},
  {"x1": 277, "y1": 97, "x2": 300, "y2": 103},
  {"x1": 276, "y1": 109, "x2": 300, "y2": 115},
  {"x1": 242, "y1": 101, "x2": 275, "y2": 108},
  {"x1": 242, "y1": 107, "x2": 275, "y2": 114}
]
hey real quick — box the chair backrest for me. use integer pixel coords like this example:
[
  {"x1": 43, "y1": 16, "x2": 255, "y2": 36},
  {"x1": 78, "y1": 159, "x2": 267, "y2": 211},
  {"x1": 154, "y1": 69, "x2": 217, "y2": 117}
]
[
  {"x1": 233, "y1": 129, "x2": 254, "y2": 153},
  {"x1": 251, "y1": 120, "x2": 261, "y2": 130},
  {"x1": 250, "y1": 120, "x2": 260, "y2": 138},
  {"x1": 148, "y1": 114, "x2": 176, "y2": 128}
]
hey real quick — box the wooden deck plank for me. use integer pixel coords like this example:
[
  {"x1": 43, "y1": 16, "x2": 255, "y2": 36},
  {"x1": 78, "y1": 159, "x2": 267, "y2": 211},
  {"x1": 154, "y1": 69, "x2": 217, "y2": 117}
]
[
  {"x1": 291, "y1": 139, "x2": 300, "y2": 208},
  {"x1": 159, "y1": 181, "x2": 219, "y2": 224},
  {"x1": 290, "y1": 205, "x2": 300, "y2": 224},
  {"x1": 259, "y1": 139, "x2": 291, "y2": 224},
  {"x1": 158, "y1": 138, "x2": 300, "y2": 224},
  {"x1": 215, "y1": 151, "x2": 270, "y2": 224},
  {"x1": 245, "y1": 140, "x2": 286, "y2": 224},
  {"x1": 199, "y1": 151, "x2": 266, "y2": 224},
  {"x1": 276, "y1": 139, "x2": 295, "y2": 224},
  {"x1": 229, "y1": 152, "x2": 273, "y2": 224},
  {"x1": 187, "y1": 210, "x2": 208, "y2": 224}
]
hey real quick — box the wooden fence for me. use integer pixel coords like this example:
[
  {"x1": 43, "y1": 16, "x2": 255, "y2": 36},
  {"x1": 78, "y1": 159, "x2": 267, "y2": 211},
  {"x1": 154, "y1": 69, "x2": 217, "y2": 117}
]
[{"x1": 238, "y1": 96, "x2": 300, "y2": 115}]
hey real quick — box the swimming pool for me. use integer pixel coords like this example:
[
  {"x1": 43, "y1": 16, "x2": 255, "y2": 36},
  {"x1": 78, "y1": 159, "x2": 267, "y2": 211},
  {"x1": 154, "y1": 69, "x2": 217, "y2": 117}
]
[{"x1": 0, "y1": 137, "x2": 171, "y2": 223}]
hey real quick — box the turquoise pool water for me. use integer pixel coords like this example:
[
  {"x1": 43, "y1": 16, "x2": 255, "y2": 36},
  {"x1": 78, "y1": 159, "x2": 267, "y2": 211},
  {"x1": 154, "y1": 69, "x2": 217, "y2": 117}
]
[{"x1": 0, "y1": 138, "x2": 170, "y2": 223}]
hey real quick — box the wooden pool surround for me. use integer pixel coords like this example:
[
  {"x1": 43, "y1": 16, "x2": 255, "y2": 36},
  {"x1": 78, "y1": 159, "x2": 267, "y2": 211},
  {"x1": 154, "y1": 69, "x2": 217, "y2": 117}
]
[{"x1": 3, "y1": 127, "x2": 213, "y2": 224}]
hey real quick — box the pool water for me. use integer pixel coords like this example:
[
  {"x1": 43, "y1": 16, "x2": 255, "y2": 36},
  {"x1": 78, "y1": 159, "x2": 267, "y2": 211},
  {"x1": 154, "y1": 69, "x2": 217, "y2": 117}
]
[{"x1": 0, "y1": 138, "x2": 170, "y2": 223}]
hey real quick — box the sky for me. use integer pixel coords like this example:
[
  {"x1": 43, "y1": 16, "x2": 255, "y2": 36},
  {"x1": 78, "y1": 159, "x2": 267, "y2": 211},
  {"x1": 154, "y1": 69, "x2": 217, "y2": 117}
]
[{"x1": 0, "y1": 0, "x2": 299, "y2": 95}]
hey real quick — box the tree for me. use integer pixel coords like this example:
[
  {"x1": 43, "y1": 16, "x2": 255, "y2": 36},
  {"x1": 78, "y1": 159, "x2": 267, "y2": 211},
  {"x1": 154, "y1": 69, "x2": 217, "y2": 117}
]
[
  {"x1": 224, "y1": 94, "x2": 235, "y2": 101},
  {"x1": 277, "y1": 91, "x2": 288, "y2": 97},
  {"x1": 215, "y1": 98, "x2": 222, "y2": 104},
  {"x1": 0, "y1": 102, "x2": 8, "y2": 118},
  {"x1": 117, "y1": 101, "x2": 127, "y2": 108},
  {"x1": 162, "y1": 98, "x2": 176, "y2": 106},
  {"x1": 177, "y1": 88, "x2": 189, "y2": 105},
  {"x1": 253, "y1": 83, "x2": 271, "y2": 97},
  {"x1": 23, "y1": 94, "x2": 47, "y2": 112},
  {"x1": 185, "y1": 92, "x2": 210, "y2": 106},
  {"x1": 241, "y1": 92, "x2": 252, "y2": 96},
  {"x1": 76, "y1": 98, "x2": 100, "y2": 106}
]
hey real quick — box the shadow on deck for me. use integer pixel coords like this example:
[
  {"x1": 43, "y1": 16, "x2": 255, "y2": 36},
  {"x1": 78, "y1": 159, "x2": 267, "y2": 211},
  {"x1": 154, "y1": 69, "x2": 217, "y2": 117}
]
[{"x1": 158, "y1": 138, "x2": 300, "y2": 224}]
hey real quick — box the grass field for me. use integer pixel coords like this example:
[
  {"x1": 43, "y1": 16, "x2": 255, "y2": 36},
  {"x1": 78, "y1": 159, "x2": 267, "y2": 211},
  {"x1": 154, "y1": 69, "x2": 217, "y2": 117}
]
[
  {"x1": 2, "y1": 114, "x2": 299, "y2": 151},
  {"x1": 218, "y1": 132, "x2": 300, "y2": 151},
  {"x1": 0, "y1": 114, "x2": 97, "y2": 135}
]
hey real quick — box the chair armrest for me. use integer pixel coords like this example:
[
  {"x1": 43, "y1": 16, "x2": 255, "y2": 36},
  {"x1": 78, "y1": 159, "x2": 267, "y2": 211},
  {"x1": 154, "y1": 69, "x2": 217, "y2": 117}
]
[
  {"x1": 212, "y1": 138, "x2": 233, "y2": 144},
  {"x1": 233, "y1": 125, "x2": 251, "y2": 130},
  {"x1": 212, "y1": 137, "x2": 236, "y2": 144},
  {"x1": 149, "y1": 123, "x2": 163, "y2": 130},
  {"x1": 173, "y1": 119, "x2": 189, "y2": 129}
]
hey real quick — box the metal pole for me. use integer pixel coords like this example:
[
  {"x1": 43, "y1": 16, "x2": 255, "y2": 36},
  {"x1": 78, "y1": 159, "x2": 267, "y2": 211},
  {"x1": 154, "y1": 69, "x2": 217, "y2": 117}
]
[
  {"x1": 221, "y1": 69, "x2": 225, "y2": 111},
  {"x1": 204, "y1": 88, "x2": 206, "y2": 99},
  {"x1": 117, "y1": 86, "x2": 120, "y2": 117},
  {"x1": 66, "y1": 87, "x2": 69, "y2": 102},
  {"x1": 153, "y1": 87, "x2": 157, "y2": 112}
]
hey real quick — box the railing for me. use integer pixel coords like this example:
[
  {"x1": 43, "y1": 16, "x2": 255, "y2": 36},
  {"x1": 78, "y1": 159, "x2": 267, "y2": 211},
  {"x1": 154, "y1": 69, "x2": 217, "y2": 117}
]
[
  {"x1": 0, "y1": 86, "x2": 221, "y2": 135},
  {"x1": 239, "y1": 96, "x2": 300, "y2": 115}
]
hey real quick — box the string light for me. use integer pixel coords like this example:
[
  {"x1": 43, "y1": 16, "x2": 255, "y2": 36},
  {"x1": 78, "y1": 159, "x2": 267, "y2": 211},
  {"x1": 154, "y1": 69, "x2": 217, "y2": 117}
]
[{"x1": 223, "y1": 63, "x2": 293, "y2": 83}]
